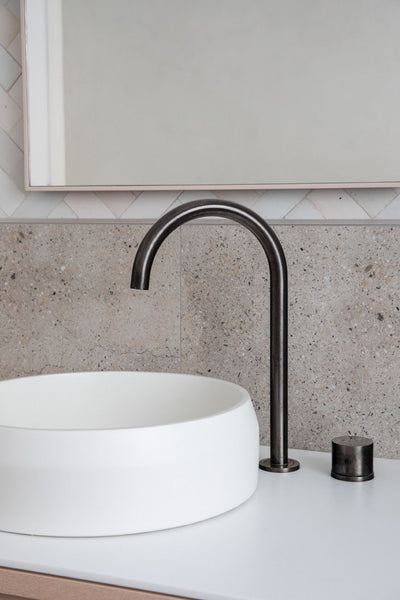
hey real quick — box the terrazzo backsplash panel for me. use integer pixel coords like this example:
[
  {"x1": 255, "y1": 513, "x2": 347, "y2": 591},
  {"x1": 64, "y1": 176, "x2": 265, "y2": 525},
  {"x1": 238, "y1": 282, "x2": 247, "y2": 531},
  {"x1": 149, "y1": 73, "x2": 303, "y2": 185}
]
[
  {"x1": 0, "y1": 222, "x2": 399, "y2": 458},
  {"x1": 0, "y1": 225, "x2": 181, "y2": 377},
  {"x1": 181, "y1": 225, "x2": 400, "y2": 459}
]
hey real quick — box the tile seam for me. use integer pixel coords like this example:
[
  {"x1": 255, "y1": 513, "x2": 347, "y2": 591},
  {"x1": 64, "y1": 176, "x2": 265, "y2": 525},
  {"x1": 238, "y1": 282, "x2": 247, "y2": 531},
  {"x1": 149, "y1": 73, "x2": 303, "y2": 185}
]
[
  {"x1": 179, "y1": 226, "x2": 182, "y2": 375},
  {"x1": 1, "y1": 219, "x2": 400, "y2": 226}
]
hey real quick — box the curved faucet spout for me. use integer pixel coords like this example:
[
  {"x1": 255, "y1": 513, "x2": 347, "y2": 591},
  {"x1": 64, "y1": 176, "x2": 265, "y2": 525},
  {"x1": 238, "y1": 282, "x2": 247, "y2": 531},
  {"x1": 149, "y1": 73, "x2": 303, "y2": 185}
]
[{"x1": 131, "y1": 200, "x2": 299, "y2": 473}]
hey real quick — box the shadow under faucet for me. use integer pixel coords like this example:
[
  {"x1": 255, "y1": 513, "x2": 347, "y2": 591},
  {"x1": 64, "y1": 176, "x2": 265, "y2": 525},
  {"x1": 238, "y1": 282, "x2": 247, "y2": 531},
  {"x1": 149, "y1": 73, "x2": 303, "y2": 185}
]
[{"x1": 130, "y1": 200, "x2": 299, "y2": 474}]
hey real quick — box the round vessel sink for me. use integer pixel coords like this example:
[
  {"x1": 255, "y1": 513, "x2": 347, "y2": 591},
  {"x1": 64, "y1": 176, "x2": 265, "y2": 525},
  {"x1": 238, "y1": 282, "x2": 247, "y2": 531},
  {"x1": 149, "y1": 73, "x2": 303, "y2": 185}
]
[{"x1": 0, "y1": 371, "x2": 259, "y2": 536}]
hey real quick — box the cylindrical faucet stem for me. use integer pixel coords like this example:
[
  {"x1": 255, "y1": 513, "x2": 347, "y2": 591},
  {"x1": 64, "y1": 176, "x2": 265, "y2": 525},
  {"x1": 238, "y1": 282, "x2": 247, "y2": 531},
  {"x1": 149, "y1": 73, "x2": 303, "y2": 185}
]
[{"x1": 131, "y1": 200, "x2": 299, "y2": 473}]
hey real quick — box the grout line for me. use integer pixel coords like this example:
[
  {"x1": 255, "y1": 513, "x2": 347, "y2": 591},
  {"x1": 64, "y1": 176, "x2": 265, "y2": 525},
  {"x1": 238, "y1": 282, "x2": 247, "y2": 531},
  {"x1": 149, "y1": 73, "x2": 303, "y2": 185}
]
[
  {"x1": 351, "y1": 197, "x2": 377, "y2": 220},
  {"x1": 179, "y1": 226, "x2": 182, "y2": 375},
  {"x1": 1, "y1": 218, "x2": 400, "y2": 226},
  {"x1": 282, "y1": 199, "x2": 307, "y2": 220}
]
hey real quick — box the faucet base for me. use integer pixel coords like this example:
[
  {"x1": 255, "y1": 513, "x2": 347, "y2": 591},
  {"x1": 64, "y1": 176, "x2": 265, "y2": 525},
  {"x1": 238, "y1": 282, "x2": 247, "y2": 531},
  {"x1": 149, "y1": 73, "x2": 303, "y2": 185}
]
[{"x1": 259, "y1": 458, "x2": 300, "y2": 473}]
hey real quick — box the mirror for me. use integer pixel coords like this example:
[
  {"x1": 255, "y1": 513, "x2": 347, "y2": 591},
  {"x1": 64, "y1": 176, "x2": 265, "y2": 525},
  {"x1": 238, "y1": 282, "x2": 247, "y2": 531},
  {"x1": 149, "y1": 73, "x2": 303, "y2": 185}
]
[{"x1": 22, "y1": 0, "x2": 400, "y2": 190}]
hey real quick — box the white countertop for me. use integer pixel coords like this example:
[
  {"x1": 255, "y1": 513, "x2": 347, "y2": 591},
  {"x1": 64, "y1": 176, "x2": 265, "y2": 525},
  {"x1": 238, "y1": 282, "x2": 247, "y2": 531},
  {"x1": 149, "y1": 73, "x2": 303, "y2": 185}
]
[{"x1": 0, "y1": 447, "x2": 399, "y2": 600}]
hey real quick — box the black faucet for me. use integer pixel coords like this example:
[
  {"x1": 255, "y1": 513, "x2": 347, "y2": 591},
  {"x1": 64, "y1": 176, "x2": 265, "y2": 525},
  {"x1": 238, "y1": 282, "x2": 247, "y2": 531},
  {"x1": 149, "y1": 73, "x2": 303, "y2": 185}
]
[{"x1": 131, "y1": 200, "x2": 299, "y2": 473}]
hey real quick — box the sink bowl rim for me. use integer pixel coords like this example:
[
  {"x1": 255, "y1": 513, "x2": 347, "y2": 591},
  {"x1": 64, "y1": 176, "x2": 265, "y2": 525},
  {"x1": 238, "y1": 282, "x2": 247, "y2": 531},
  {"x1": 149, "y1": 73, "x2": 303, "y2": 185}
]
[{"x1": 0, "y1": 370, "x2": 252, "y2": 433}]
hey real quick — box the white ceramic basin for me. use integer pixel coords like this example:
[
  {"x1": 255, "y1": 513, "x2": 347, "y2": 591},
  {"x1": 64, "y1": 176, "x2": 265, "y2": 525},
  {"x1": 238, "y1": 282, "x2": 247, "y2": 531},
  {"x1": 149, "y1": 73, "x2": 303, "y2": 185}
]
[{"x1": 0, "y1": 371, "x2": 259, "y2": 537}]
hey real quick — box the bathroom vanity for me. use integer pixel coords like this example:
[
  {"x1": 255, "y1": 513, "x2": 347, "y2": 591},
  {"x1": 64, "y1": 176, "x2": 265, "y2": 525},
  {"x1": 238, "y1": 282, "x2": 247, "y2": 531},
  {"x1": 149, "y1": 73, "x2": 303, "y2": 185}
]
[{"x1": 0, "y1": 447, "x2": 399, "y2": 600}]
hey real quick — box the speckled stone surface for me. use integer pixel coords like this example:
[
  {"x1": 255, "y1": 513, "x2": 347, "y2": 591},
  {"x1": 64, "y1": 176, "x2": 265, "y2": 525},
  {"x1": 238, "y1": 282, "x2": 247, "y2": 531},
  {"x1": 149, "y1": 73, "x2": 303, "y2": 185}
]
[
  {"x1": 181, "y1": 225, "x2": 400, "y2": 459},
  {"x1": 0, "y1": 223, "x2": 399, "y2": 459},
  {"x1": 0, "y1": 225, "x2": 180, "y2": 378}
]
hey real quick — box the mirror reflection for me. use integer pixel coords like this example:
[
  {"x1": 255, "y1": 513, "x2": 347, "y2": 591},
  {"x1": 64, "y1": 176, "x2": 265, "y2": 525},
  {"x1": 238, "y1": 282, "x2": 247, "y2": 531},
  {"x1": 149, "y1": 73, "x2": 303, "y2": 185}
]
[{"x1": 24, "y1": 0, "x2": 400, "y2": 189}]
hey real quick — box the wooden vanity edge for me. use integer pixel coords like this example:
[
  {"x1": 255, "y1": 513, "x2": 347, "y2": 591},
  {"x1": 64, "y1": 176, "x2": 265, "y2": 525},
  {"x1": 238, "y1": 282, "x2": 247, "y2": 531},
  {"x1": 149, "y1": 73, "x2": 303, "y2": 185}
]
[{"x1": 0, "y1": 567, "x2": 191, "y2": 600}]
